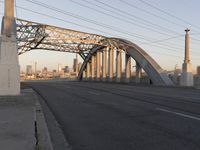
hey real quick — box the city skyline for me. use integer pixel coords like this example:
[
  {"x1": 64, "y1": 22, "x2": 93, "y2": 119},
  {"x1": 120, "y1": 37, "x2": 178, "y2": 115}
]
[{"x1": 1, "y1": 0, "x2": 200, "y2": 72}]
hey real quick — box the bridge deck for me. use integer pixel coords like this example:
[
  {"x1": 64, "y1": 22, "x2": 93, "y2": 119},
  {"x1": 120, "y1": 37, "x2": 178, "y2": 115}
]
[{"x1": 27, "y1": 81, "x2": 200, "y2": 150}]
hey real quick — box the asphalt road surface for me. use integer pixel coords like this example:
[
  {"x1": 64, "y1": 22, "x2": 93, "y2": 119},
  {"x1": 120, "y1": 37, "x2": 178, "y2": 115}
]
[{"x1": 26, "y1": 81, "x2": 200, "y2": 150}]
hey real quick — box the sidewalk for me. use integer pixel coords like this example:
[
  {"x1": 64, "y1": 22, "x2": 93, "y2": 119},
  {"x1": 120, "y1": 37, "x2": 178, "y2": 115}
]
[{"x1": 0, "y1": 89, "x2": 36, "y2": 150}]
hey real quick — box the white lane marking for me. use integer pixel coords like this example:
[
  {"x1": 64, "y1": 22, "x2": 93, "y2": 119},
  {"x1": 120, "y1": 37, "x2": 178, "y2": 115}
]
[
  {"x1": 88, "y1": 91, "x2": 100, "y2": 96},
  {"x1": 156, "y1": 108, "x2": 200, "y2": 121}
]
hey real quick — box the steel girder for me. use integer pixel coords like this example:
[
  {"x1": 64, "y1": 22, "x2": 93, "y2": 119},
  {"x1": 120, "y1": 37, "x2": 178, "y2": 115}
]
[{"x1": 16, "y1": 18, "x2": 106, "y2": 56}]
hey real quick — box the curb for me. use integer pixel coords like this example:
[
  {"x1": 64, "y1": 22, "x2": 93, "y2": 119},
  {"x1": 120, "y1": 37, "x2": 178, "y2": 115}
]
[
  {"x1": 32, "y1": 88, "x2": 71, "y2": 150},
  {"x1": 33, "y1": 90, "x2": 54, "y2": 150}
]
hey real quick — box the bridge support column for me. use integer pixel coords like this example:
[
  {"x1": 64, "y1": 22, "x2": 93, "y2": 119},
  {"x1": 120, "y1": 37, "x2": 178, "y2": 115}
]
[
  {"x1": 116, "y1": 49, "x2": 122, "y2": 82},
  {"x1": 82, "y1": 70, "x2": 86, "y2": 80},
  {"x1": 0, "y1": 0, "x2": 20, "y2": 95},
  {"x1": 86, "y1": 62, "x2": 91, "y2": 80},
  {"x1": 136, "y1": 62, "x2": 142, "y2": 84},
  {"x1": 109, "y1": 48, "x2": 114, "y2": 81},
  {"x1": 91, "y1": 55, "x2": 95, "y2": 80},
  {"x1": 102, "y1": 48, "x2": 107, "y2": 81},
  {"x1": 125, "y1": 53, "x2": 131, "y2": 83},
  {"x1": 180, "y1": 29, "x2": 193, "y2": 86},
  {"x1": 96, "y1": 50, "x2": 101, "y2": 81},
  {"x1": 75, "y1": 53, "x2": 78, "y2": 79}
]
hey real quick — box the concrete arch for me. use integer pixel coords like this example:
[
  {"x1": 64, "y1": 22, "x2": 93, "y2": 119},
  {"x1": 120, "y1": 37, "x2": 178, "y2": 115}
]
[
  {"x1": 78, "y1": 45, "x2": 104, "y2": 80},
  {"x1": 78, "y1": 38, "x2": 173, "y2": 86}
]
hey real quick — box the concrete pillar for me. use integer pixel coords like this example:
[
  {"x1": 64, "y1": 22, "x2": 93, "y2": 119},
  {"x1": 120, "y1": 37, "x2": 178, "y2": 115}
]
[
  {"x1": 82, "y1": 70, "x2": 86, "y2": 80},
  {"x1": 116, "y1": 49, "x2": 122, "y2": 82},
  {"x1": 75, "y1": 53, "x2": 78, "y2": 79},
  {"x1": 86, "y1": 62, "x2": 90, "y2": 80},
  {"x1": 125, "y1": 54, "x2": 131, "y2": 83},
  {"x1": 109, "y1": 48, "x2": 114, "y2": 81},
  {"x1": 0, "y1": 0, "x2": 20, "y2": 95},
  {"x1": 184, "y1": 29, "x2": 190, "y2": 64},
  {"x1": 180, "y1": 29, "x2": 194, "y2": 86},
  {"x1": 5, "y1": 0, "x2": 14, "y2": 17},
  {"x1": 136, "y1": 62, "x2": 142, "y2": 84},
  {"x1": 102, "y1": 48, "x2": 107, "y2": 81},
  {"x1": 91, "y1": 55, "x2": 95, "y2": 80},
  {"x1": 2, "y1": 0, "x2": 16, "y2": 36},
  {"x1": 96, "y1": 49, "x2": 101, "y2": 81}
]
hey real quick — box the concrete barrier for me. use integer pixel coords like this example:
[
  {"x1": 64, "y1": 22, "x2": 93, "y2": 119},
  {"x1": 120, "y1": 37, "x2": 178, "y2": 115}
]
[{"x1": 194, "y1": 76, "x2": 200, "y2": 89}]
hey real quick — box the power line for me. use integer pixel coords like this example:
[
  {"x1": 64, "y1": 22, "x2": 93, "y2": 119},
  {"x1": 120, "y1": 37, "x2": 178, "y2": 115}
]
[
  {"x1": 135, "y1": 0, "x2": 200, "y2": 43},
  {"x1": 119, "y1": 0, "x2": 187, "y2": 29},
  {"x1": 24, "y1": 0, "x2": 194, "y2": 54},
  {"x1": 141, "y1": 35, "x2": 184, "y2": 44},
  {"x1": 1, "y1": 1, "x2": 199, "y2": 58},
  {"x1": 92, "y1": 0, "x2": 182, "y2": 36},
  {"x1": 137, "y1": 0, "x2": 200, "y2": 31},
  {"x1": 149, "y1": 51, "x2": 182, "y2": 60},
  {"x1": 191, "y1": 33, "x2": 200, "y2": 35},
  {"x1": 77, "y1": 0, "x2": 200, "y2": 51},
  {"x1": 66, "y1": 0, "x2": 200, "y2": 52},
  {"x1": 24, "y1": 0, "x2": 158, "y2": 42},
  {"x1": 16, "y1": 4, "x2": 166, "y2": 50},
  {"x1": 68, "y1": 0, "x2": 173, "y2": 37},
  {"x1": 15, "y1": 6, "x2": 119, "y2": 38},
  {"x1": 12, "y1": 8, "x2": 186, "y2": 58},
  {"x1": 190, "y1": 37, "x2": 200, "y2": 42},
  {"x1": 119, "y1": 0, "x2": 200, "y2": 45},
  {"x1": 93, "y1": 0, "x2": 200, "y2": 47},
  {"x1": 81, "y1": 0, "x2": 180, "y2": 37},
  {"x1": 17, "y1": 0, "x2": 200, "y2": 55}
]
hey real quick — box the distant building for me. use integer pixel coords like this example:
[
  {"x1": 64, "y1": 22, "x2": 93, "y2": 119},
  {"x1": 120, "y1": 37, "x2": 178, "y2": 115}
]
[
  {"x1": 197, "y1": 66, "x2": 200, "y2": 76},
  {"x1": 78, "y1": 62, "x2": 82, "y2": 71},
  {"x1": 26, "y1": 65, "x2": 33, "y2": 76},
  {"x1": 172, "y1": 64, "x2": 181, "y2": 85},
  {"x1": 42, "y1": 67, "x2": 48, "y2": 77},
  {"x1": 64, "y1": 66, "x2": 70, "y2": 73},
  {"x1": 52, "y1": 69, "x2": 57, "y2": 77},
  {"x1": 73, "y1": 58, "x2": 77, "y2": 72}
]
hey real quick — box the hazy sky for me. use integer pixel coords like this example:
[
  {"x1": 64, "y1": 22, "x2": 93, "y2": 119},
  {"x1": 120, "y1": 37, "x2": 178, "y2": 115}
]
[{"x1": 0, "y1": 0, "x2": 200, "y2": 72}]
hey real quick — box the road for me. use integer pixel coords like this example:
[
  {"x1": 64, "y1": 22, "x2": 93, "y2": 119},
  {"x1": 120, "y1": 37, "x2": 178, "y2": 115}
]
[{"x1": 26, "y1": 81, "x2": 200, "y2": 150}]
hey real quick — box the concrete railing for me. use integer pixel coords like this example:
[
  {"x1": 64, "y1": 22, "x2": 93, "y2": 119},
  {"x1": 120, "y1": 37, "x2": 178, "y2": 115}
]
[{"x1": 194, "y1": 76, "x2": 200, "y2": 89}]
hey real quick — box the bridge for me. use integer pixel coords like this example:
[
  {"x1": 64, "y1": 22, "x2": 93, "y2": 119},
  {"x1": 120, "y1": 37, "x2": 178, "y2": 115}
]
[
  {"x1": 16, "y1": 19, "x2": 173, "y2": 84},
  {"x1": 1, "y1": 1, "x2": 200, "y2": 150},
  {"x1": 0, "y1": 0, "x2": 173, "y2": 95}
]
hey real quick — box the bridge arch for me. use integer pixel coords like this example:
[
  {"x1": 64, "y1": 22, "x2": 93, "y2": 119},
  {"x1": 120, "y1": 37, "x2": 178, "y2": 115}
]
[
  {"x1": 15, "y1": 19, "x2": 173, "y2": 86},
  {"x1": 78, "y1": 38, "x2": 173, "y2": 86}
]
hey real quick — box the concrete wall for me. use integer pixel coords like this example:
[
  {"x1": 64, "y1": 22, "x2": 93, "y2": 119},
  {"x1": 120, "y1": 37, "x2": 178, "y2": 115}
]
[{"x1": 194, "y1": 75, "x2": 200, "y2": 89}]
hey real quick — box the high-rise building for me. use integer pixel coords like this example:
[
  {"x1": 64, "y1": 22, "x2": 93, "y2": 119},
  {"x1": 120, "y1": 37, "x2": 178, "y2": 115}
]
[
  {"x1": 64, "y1": 66, "x2": 70, "y2": 73},
  {"x1": 197, "y1": 66, "x2": 200, "y2": 76},
  {"x1": 26, "y1": 65, "x2": 33, "y2": 76},
  {"x1": 42, "y1": 67, "x2": 48, "y2": 77},
  {"x1": 78, "y1": 62, "x2": 82, "y2": 71},
  {"x1": 73, "y1": 58, "x2": 77, "y2": 72}
]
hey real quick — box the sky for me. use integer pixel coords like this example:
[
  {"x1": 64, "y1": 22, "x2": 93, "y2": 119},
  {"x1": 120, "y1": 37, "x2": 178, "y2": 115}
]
[{"x1": 0, "y1": 0, "x2": 200, "y2": 72}]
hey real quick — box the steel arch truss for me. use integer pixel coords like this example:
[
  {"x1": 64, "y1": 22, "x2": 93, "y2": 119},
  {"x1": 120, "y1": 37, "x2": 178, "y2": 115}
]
[
  {"x1": 16, "y1": 19, "x2": 105, "y2": 56},
  {"x1": 16, "y1": 18, "x2": 173, "y2": 86},
  {"x1": 78, "y1": 38, "x2": 173, "y2": 86}
]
